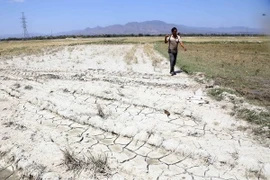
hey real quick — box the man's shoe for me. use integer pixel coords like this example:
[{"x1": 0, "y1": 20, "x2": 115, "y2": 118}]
[{"x1": 170, "y1": 72, "x2": 176, "y2": 76}]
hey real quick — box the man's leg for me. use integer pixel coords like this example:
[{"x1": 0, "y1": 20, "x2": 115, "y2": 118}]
[
  {"x1": 169, "y1": 53, "x2": 175, "y2": 74},
  {"x1": 173, "y1": 53, "x2": 177, "y2": 69}
]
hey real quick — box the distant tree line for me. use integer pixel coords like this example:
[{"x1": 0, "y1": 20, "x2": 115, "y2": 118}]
[{"x1": 0, "y1": 33, "x2": 266, "y2": 41}]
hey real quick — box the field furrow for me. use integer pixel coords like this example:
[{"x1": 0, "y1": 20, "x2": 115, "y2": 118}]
[{"x1": 0, "y1": 44, "x2": 269, "y2": 180}]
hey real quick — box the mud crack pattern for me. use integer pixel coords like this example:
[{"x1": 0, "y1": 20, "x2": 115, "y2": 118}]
[{"x1": 0, "y1": 45, "x2": 269, "y2": 179}]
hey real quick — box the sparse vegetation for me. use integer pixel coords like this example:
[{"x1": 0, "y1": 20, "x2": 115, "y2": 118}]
[
  {"x1": 0, "y1": 36, "x2": 270, "y2": 179},
  {"x1": 3, "y1": 121, "x2": 27, "y2": 131},
  {"x1": 61, "y1": 149, "x2": 110, "y2": 177},
  {"x1": 144, "y1": 44, "x2": 163, "y2": 66},
  {"x1": 63, "y1": 88, "x2": 70, "y2": 93},
  {"x1": 13, "y1": 83, "x2": 21, "y2": 89},
  {"x1": 208, "y1": 87, "x2": 270, "y2": 134},
  {"x1": 67, "y1": 46, "x2": 74, "y2": 52},
  {"x1": 155, "y1": 39, "x2": 270, "y2": 107},
  {"x1": 0, "y1": 150, "x2": 7, "y2": 158},
  {"x1": 97, "y1": 104, "x2": 105, "y2": 118},
  {"x1": 62, "y1": 149, "x2": 84, "y2": 172},
  {"x1": 155, "y1": 38, "x2": 270, "y2": 134},
  {"x1": 38, "y1": 74, "x2": 60, "y2": 79},
  {"x1": 236, "y1": 108, "x2": 270, "y2": 129},
  {"x1": 208, "y1": 88, "x2": 237, "y2": 101},
  {"x1": 246, "y1": 168, "x2": 267, "y2": 180},
  {"x1": 24, "y1": 85, "x2": 33, "y2": 90},
  {"x1": 124, "y1": 45, "x2": 138, "y2": 65},
  {"x1": 89, "y1": 152, "x2": 110, "y2": 174},
  {"x1": 23, "y1": 162, "x2": 46, "y2": 180}
]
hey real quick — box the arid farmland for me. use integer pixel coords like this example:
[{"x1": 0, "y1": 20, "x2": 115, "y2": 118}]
[{"x1": 0, "y1": 36, "x2": 270, "y2": 179}]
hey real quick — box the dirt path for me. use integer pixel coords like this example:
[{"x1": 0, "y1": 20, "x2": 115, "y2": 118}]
[{"x1": 0, "y1": 45, "x2": 269, "y2": 179}]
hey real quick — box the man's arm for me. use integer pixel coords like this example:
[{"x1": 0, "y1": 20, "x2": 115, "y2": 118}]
[
  {"x1": 180, "y1": 41, "x2": 187, "y2": 51},
  {"x1": 164, "y1": 34, "x2": 170, "y2": 43}
]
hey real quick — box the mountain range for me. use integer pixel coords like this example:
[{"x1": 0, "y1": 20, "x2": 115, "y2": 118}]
[
  {"x1": 0, "y1": 20, "x2": 263, "y2": 39},
  {"x1": 63, "y1": 20, "x2": 261, "y2": 35}
]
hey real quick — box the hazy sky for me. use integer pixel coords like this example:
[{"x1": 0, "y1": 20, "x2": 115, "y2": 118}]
[{"x1": 0, "y1": 0, "x2": 269, "y2": 35}]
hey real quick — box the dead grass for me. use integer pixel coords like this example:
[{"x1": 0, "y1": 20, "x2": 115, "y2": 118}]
[
  {"x1": 62, "y1": 149, "x2": 84, "y2": 171},
  {"x1": 208, "y1": 87, "x2": 270, "y2": 134},
  {"x1": 208, "y1": 88, "x2": 237, "y2": 101},
  {"x1": 13, "y1": 83, "x2": 21, "y2": 89},
  {"x1": 1, "y1": 36, "x2": 268, "y2": 58},
  {"x1": 89, "y1": 153, "x2": 110, "y2": 174},
  {"x1": 246, "y1": 168, "x2": 267, "y2": 180},
  {"x1": 155, "y1": 38, "x2": 270, "y2": 108},
  {"x1": 23, "y1": 162, "x2": 46, "y2": 180},
  {"x1": 0, "y1": 37, "x2": 157, "y2": 58},
  {"x1": 0, "y1": 150, "x2": 7, "y2": 158},
  {"x1": 143, "y1": 44, "x2": 163, "y2": 66},
  {"x1": 24, "y1": 85, "x2": 33, "y2": 90},
  {"x1": 124, "y1": 45, "x2": 138, "y2": 65},
  {"x1": 2, "y1": 121, "x2": 27, "y2": 131},
  {"x1": 61, "y1": 149, "x2": 110, "y2": 177},
  {"x1": 155, "y1": 37, "x2": 270, "y2": 132},
  {"x1": 97, "y1": 104, "x2": 105, "y2": 118},
  {"x1": 236, "y1": 108, "x2": 270, "y2": 129},
  {"x1": 2, "y1": 36, "x2": 269, "y2": 126}
]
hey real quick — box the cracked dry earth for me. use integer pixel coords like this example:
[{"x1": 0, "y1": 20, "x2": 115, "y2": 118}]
[{"x1": 0, "y1": 44, "x2": 269, "y2": 180}]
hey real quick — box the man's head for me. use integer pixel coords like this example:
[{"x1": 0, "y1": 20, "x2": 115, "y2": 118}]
[{"x1": 171, "y1": 27, "x2": 177, "y2": 36}]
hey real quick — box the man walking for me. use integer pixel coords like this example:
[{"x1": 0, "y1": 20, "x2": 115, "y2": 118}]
[{"x1": 165, "y1": 27, "x2": 187, "y2": 76}]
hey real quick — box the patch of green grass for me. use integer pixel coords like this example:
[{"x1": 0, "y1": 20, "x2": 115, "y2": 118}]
[
  {"x1": 236, "y1": 108, "x2": 270, "y2": 128},
  {"x1": 208, "y1": 88, "x2": 237, "y2": 101},
  {"x1": 183, "y1": 41, "x2": 270, "y2": 45},
  {"x1": 154, "y1": 40, "x2": 270, "y2": 107},
  {"x1": 236, "y1": 108, "x2": 270, "y2": 138},
  {"x1": 180, "y1": 64, "x2": 193, "y2": 74},
  {"x1": 7, "y1": 46, "x2": 28, "y2": 52}
]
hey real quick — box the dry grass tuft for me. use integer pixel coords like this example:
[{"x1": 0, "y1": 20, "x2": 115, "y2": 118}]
[
  {"x1": 3, "y1": 121, "x2": 27, "y2": 131},
  {"x1": 23, "y1": 162, "x2": 46, "y2": 180},
  {"x1": 246, "y1": 168, "x2": 267, "y2": 180},
  {"x1": 61, "y1": 149, "x2": 110, "y2": 177},
  {"x1": 62, "y1": 149, "x2": 83, "y2": 171},
  {"x1": 124, "y1": 45, "x2": 138, "y2": 65},
  {"x1": 0, "y1": 150, "x2": 7, "y2": 158},
  {"x1": 97, "y1": 104, "x2": 105, "y2": 118},
  {"x1": 13, "y1": 83, "x2": 21, "y2": 89},
  {"x1": 24, "y1": 85, "x2": 33, "y2": 90},
  {"x1": 89, "y1": 152, "x2": 110, "y2": 174}
]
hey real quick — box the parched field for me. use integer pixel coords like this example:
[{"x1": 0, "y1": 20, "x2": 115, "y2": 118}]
[
  {"x1": 0, "y1": 37, "x2": 270, "y2": 179},
  {"x1": 156, "y1": 37, "x2": 270, "y2": 107}
]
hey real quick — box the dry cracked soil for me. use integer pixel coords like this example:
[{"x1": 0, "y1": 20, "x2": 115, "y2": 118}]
[{"x1": 0, "y1": 44, "x2": 269, "y2": 180}]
